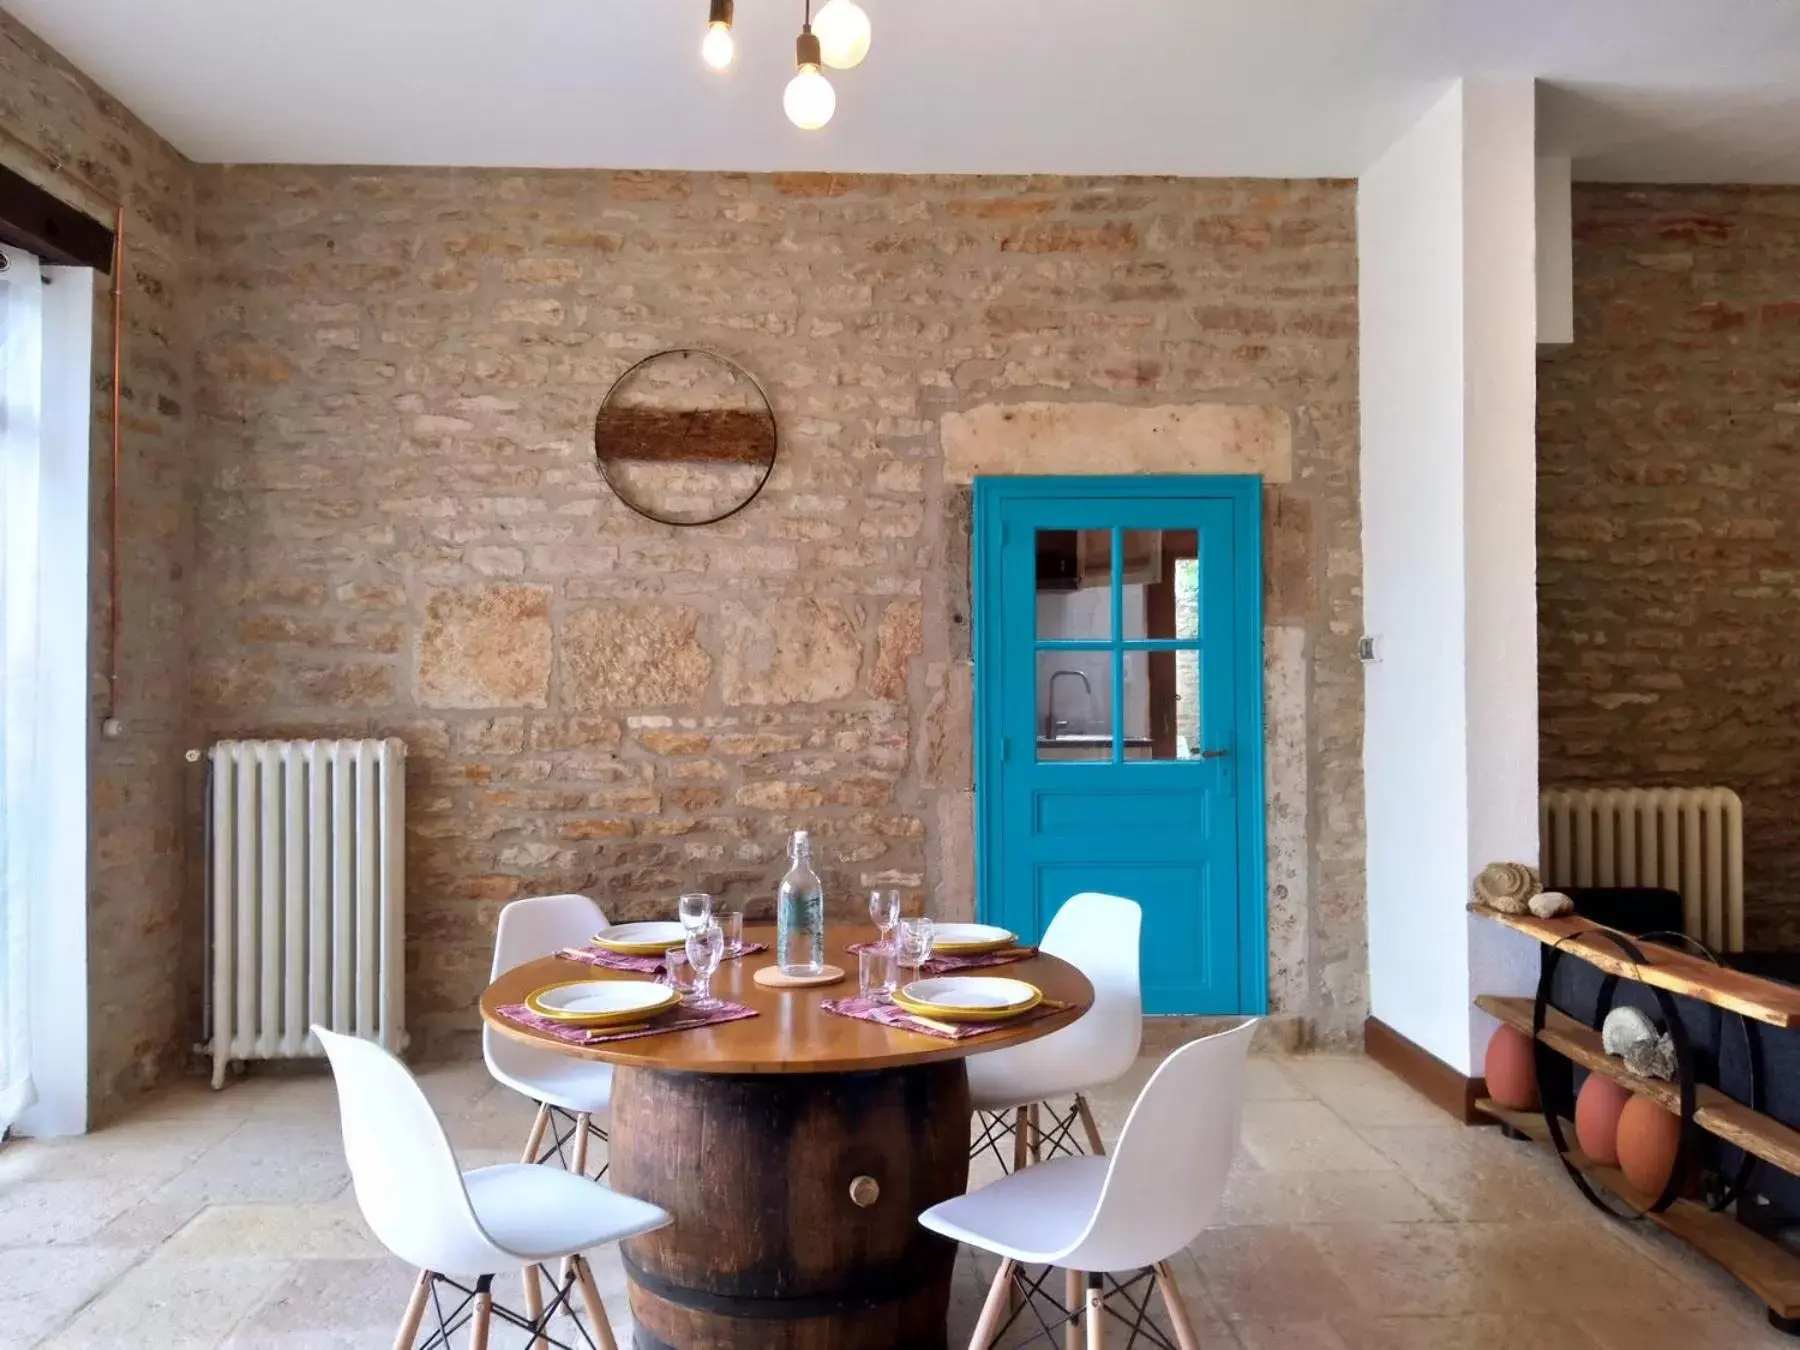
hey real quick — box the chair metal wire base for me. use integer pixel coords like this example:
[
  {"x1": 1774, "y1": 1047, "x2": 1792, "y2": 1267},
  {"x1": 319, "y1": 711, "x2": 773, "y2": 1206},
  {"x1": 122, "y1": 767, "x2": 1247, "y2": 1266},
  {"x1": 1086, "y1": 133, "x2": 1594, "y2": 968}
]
[
  {"x1": 536, "y1": 1104, "x2": 610, "y2": 1180},
  {"x1": 971, "y1": 1096, "x2": 1094, "y2": 1174},
  {"x1": 413, "y1": 1266, "x2": 600, "y2": 1350},
  {"x1": 984, "y1": 1264, "x2": 1181, "y2": 1350}
]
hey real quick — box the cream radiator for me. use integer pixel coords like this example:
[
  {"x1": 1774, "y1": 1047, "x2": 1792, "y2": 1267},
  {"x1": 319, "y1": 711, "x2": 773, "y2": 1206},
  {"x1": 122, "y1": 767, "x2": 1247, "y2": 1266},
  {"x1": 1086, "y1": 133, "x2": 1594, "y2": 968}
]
[
  {"x1": 1539, "y1": 786, "x2": 1744, "y2": 952},
  {"x1": 202, "y1": 738, "x2": 407, "y2": 1087}
]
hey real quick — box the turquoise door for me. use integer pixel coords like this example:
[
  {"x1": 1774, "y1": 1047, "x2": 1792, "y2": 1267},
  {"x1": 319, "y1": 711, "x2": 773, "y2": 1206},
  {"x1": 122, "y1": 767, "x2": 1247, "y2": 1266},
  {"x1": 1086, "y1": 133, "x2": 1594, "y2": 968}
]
[{"x1": 974, "y1": 477, "x2": 1265, "y2": 1015}]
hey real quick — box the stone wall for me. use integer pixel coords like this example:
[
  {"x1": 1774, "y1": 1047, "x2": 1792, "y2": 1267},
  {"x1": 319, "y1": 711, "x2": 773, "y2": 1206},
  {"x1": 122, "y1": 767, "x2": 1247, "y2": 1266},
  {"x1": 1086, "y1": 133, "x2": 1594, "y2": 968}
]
[
  {"x1": 191, "y1": 167, "x2": 1365, "y2": 1044},
  {"x1": 1539, "y1": 184, "x2": 1800, "y2": 948},
  {"x1": 0, "y1": 13, "x2": 197, "y2": 1120}
]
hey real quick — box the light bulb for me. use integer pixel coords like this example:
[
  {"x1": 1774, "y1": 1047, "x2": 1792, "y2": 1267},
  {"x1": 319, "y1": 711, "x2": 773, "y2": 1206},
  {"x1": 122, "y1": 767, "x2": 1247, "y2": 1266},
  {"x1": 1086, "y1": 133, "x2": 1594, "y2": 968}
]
[
  {"x1": 701, "y1": 21, "x2": 735, "y2": 71},
  {"x1": 814, "y1": 0, "x2": 871, "y2": 69},
  {"x1": 784, "y1": 65, "x2": 836, "y2": 130}
]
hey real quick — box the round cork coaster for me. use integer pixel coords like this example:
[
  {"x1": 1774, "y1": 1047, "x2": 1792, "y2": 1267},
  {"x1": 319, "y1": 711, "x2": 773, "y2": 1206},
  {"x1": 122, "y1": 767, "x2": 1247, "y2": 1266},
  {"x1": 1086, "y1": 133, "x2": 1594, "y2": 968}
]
[{"x1": 754, "y1": 963, "x2": 847, "y2": 990}]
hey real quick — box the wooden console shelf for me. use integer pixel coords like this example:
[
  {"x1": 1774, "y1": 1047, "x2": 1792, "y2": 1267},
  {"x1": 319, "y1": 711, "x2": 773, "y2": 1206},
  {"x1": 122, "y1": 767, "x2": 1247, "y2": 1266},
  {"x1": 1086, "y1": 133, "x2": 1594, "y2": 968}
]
[
  {"x1": 1477, "y1": 1099, "x2": 1800, "y2": 1319},
  {"x1": 1477, "y1": 994, "x2": 1800, "y2": 1176},
  {"x1": 1468, "y1": 904, "x2": 1800, "y2": 1027}
]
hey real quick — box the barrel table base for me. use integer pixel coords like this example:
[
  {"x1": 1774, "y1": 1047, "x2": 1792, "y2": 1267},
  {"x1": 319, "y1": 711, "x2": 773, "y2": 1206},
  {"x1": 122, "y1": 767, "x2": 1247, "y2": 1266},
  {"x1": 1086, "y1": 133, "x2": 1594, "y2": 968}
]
[{"x1": 610, "y1": 1061, "x2": 971, "y2": 1350}]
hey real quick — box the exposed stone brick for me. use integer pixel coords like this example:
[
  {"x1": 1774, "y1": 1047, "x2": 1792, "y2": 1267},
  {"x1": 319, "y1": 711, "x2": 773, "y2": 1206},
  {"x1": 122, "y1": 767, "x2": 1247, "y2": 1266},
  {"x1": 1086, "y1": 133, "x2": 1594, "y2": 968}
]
[
  {"x1": 561, "y1": 605, "x2": 712, "y2": 709},
  {"x1": 869, "y1": 600, "x2": 923, "y2": 701},
  {"x1": 418, "y1": 585, "x2": 553, "y2": 709},
  {"x1": 1540, "y1": 184, "x2": 1800, "y2": 948},
  {"x1": 720, "y1": 599, "x2": 861, "y2": 706}
]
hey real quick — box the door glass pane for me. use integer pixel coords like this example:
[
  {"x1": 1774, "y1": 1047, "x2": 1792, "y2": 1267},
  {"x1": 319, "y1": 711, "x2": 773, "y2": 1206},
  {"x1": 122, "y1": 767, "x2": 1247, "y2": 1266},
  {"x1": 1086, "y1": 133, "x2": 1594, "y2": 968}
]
[
  {"x1": 1037, "y1": 650, "x2": 1111, "y2": 761},
  {"x1": 1124, "y1": 649, "x2": 1204, "y2": 760},
  {"x1": 1139, "y1": 530, "x2": 1199, "y2": 640},
  {"x1": 1035, "y1": 529, "x2": 1112, "y2": 639}
]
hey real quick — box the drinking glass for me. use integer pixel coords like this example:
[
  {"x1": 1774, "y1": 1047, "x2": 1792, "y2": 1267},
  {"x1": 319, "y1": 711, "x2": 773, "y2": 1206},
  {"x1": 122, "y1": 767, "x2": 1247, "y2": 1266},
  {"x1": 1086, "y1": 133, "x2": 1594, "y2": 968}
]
[
  {"x1": 868, "y1": 888, "x2": 901, "y2": 949},
  {"x1": 661, "y1": 947, "x2": 695, "y2": 994},
  {"x1": 717, "y1": 909, "x2": 745, "y2": 958},
  {"x1": 896, "y1": 915, "x2": 935, "y2": 972},
  {"x1": 685, "y1": 920, "x2": 726, "y2": 1009},
  {"x1": 858, "y1": 944, "x2": 898, "y2": 1001},
  {"x1": 678, "y1": 892, "x2": 714, "y2": 936}
]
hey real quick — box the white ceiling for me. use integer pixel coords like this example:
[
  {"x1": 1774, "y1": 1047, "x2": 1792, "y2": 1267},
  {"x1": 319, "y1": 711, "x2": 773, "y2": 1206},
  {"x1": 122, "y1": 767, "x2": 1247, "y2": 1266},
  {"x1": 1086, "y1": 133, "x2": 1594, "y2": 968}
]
[{"x1": 8, "y1": 0, "x2": 1800, "y2": 180}]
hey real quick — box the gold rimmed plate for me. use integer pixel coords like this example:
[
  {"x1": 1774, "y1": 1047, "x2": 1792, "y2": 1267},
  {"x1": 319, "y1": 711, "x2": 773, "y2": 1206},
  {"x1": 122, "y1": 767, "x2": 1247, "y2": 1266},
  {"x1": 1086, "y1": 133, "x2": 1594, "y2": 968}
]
[
  {"x1": 591, "y1": 921, "x2": 690, "y2": 957},
  {"x1": 927, "y1": 922, "x2": 1018, "y2": 955},
  {"x1": 526, "y1": 979, "x2": 681, "y2": 1027},
  {"x1": 893, "y1": 976, "x2": 1042, "y2": 1024}
]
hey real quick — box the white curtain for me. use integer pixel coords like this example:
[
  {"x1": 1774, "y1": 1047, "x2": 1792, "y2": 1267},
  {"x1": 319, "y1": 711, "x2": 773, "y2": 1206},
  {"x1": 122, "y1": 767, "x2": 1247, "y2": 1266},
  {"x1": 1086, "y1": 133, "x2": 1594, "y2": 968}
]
[{"x1": 0, "y1": 243, "x2": 44, "y2": 1130}]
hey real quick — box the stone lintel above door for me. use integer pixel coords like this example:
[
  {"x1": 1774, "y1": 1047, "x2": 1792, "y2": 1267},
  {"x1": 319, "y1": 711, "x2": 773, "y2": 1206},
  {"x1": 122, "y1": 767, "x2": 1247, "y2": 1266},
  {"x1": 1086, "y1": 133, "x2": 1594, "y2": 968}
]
[{"x1": 939, "y1": 401, "x2": 1292, "y2": 484}]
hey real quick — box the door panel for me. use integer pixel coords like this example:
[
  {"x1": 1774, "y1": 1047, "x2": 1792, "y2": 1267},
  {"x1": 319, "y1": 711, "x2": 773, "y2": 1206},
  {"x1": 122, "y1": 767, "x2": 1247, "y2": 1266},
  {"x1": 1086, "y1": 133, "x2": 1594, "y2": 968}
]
[{"x1": 975, "y1": 478, "x2": 1265, "y2": 1015}]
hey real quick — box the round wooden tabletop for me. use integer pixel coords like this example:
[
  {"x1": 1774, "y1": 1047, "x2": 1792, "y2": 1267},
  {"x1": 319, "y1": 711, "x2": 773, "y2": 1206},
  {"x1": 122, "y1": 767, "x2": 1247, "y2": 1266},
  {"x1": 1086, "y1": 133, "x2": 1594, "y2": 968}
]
[{"x1": 479, "y1": 923, "x2": 1095, "y2": 1074}]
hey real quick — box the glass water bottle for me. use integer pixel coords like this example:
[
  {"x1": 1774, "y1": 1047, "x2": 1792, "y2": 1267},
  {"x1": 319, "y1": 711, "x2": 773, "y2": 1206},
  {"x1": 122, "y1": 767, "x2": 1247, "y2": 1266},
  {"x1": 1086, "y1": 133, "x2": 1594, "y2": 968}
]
[{"x1": 776, "y1": 829, "x2": 826, "y2": 976}]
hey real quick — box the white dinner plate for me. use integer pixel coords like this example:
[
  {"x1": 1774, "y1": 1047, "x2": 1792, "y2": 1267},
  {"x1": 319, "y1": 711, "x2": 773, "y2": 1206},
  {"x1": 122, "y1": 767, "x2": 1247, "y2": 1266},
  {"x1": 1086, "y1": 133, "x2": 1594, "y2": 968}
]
[
  {"x1": 526, "y1": 980, "x2": 681, "y2": 1026},
  {"x1": 927, "y1": 923, "x2": 1017, "y2": 954},
  {"x1": 592, "y1": 921, "x2": 691, "y2": 956},
  {"x1": 894, "y1": 976, "x2": 1042, "y2": 1023}
]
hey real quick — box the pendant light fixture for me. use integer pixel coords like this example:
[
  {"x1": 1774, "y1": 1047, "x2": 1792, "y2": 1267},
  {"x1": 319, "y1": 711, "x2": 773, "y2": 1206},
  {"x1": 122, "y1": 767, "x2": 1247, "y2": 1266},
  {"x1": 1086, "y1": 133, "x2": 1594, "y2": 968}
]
[
  {"x1": 701, "y1": 0, "x2": 735, "y2": 70},
  {"x1": 700, "y1": 0, "x2": 870, "y2": 130},
  {"x1": 813, "y1": 0, "x2": 871, "y2": 69},
  {"x1": 783, "y1": 5, "x2": 837, "y2": 130}
]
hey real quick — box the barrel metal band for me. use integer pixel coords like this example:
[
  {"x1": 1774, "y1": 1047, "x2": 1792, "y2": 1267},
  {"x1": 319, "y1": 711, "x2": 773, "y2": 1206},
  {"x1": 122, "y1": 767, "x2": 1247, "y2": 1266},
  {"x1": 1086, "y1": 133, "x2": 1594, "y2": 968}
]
[{"x1": 622, "y1": 1250, "x2": 937, "y2": 1321}]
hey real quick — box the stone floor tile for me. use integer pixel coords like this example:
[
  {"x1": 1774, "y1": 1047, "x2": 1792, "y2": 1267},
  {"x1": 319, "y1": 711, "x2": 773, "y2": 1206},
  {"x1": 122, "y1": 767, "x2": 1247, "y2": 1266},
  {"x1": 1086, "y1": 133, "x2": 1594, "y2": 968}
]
[
  {"x1": 1189, "y1": 1224, "x2": 1363, "y2": 1322},
  {"x1": 1240, "y1": 1100, "x2": 1395, "y2": 1173},
  {"x1": 0, "y1": 1177, "x2": 153, "y2": 1247},
  {"x1": 38, "y1": 1254, "x2": 293, "y2": 1349},
  {"x1": 1280, "y1": 1055, "x2": 1456, "y2": 1128},
  {"x1": 0, "y1": 1244, "x2": 144, "y2": 1349},
  {"x1": 160, "y1": 1204, "x2": 387, "y2": 1262},
  {"x1": 1213, "y1": 1166, "x2": 1446, "y2": 1226},
  {"x1": 1577, "y1": 1307, "x2": 1800, "y2": 1349},
  {"x1": 1328, "y1": 1313, "x2": 1603, "y2": 1349},
  {"x1": 1354, "y1": 1122, "x2": 1584, "y2": 1220}
]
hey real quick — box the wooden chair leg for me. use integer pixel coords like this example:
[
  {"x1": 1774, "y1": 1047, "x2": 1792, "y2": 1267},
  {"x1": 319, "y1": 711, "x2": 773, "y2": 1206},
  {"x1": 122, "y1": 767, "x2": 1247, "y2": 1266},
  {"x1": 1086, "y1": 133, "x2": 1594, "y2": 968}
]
[
  {"x1": 570, "y1": 1112, "x2": 592, "y2": 1176},
  {"x1": 1064, "y1": 1268, "x2": 1084, "y2": 1350},
  {"x1": 969, "y1": 1258, "x2": 1017, "y2": 1350},
  {"x1": 1075, "y1": 1093, "x2": 1106, "y2": 1155},
  {"x1": 520, "y1": 1102, "x2": 552, "y2": 1164},
  {"x1": 1029, "y1": 1103, "x2": 1043, "y2": 1164},
  {"x1": 1154, "y1": 1261, "x2": 1202, "y2": 1350},
  {"x1": 574, "y1": 1255, "x2": 621, "y2": 1350},
  {"x1": 1084, "y1": 1273, "x2": 1106, "y2": 1350},
  {"x1": 393, "y1": 1270, "x2": 431, "y2": 1350},
  {"x1": 522, "y1": 1263, "x2": 547, "y2": 1350},
  {"x1": 1011, "y1": 1106, "x2": 1029, "y2": 1173},
  {"x1": 469, "y1": 1283, "x2": 493, "y2": 1350}
]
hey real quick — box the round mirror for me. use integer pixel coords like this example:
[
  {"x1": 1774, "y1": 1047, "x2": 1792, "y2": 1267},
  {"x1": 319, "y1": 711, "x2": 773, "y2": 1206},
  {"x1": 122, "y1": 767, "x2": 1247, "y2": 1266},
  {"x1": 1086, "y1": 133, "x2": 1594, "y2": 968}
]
[{"x1": 594, "y1": 348, "x2": 777, "y2": 526}]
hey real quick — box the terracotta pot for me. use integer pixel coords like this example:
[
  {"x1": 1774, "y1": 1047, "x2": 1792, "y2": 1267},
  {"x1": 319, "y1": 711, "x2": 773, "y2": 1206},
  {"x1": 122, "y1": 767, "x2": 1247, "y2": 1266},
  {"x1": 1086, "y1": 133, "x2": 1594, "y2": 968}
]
[
  {"x1": 1574, "y1": 1073, "x2": 1633, "y2": 1166},
  {"x1": 1617, "y1": 1094, "x2": 1684, "y2": 1196},
  {"x1": 1483, "y1": 1024, "x2": 1539, "y2": 1111}
]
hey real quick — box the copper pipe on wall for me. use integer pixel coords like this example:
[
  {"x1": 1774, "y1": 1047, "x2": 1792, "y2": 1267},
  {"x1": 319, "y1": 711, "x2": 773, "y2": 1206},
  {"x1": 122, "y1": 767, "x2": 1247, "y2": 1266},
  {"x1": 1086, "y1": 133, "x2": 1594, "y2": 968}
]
[{"x1": 104, "y1": 204, "x2": 123, "y2": 725}]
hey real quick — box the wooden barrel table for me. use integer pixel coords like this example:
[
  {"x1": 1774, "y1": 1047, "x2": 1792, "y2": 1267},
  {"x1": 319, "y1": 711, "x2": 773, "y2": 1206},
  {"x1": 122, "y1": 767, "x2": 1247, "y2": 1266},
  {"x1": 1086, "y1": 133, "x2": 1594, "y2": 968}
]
[{"x1": 480, "y1": 923, "x2": 1095, "y2": 1350}]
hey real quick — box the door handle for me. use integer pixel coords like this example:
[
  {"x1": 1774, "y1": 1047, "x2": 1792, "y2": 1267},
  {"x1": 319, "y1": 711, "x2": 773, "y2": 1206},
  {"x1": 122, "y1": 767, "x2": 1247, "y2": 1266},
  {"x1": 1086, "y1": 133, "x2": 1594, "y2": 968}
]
[{"x1": 1198, "y1": 749, "x2": 1230, "y2": 759}]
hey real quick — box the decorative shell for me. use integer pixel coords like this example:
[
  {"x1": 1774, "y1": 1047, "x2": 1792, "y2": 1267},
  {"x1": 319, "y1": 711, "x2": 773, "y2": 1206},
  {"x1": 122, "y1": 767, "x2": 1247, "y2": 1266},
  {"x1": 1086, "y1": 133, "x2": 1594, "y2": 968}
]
[
  {"x1": 1529, "y1": 890, "x2": 1575, "y2": 919},
  {"x1": 1473, "y1": 861, "x2": 1543, "y2": 915},
  {"x1": 1624, "y1": 1032, "x2": 1679, "y2": 1083},
  {"x1": 1602, "y1": 1006, "x2": 1659, "y2": 1058}
]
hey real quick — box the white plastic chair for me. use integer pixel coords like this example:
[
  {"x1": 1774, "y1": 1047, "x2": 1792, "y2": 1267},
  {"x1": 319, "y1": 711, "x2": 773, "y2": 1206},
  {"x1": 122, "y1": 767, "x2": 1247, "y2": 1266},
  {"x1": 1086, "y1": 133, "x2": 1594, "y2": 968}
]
[
  {"x1": 923, "y1": 1020, "x2": 1255, "y2": 1350},
  {"x1": 315, "y1": 1026, "x2": 669, "y2": 1350},
  {"x1": 485, "y1": 894, "x2": 615, "y2": 1178},
  {"x1": 965, "y1": 893, "x2": 1142, "y2": 1173}
]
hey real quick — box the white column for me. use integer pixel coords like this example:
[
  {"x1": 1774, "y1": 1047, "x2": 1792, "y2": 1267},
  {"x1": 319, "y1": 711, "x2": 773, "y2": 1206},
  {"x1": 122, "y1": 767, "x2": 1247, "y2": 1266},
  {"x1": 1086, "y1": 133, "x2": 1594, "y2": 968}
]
[{"x1": 1359, "y1": 78, "x2": 1540, "y2": 1075}]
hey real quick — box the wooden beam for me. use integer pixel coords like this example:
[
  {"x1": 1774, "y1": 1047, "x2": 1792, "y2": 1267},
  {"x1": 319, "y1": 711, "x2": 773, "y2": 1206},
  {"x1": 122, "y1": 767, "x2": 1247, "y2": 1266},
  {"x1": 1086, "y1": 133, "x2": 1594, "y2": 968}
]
[
  {"x1": 1477, "y1": 993, "x2": 1800, "y2": 1177},
  {"x1": 1470, "y1": 904, "x2": 1800, "y2": 1028},
  {"x1": 1363, "y1": 1016, "x2": 1488, "y2": 1124},
  {"x1": 0, "y1": 162, "x2": 113, "y2": 272},
  {"x1": 1478, "y1": 1098, "x2": 1800, "y2": 1319},
  {"x1": 595, "y1": 407, "x2": 772, "y2": 466}
]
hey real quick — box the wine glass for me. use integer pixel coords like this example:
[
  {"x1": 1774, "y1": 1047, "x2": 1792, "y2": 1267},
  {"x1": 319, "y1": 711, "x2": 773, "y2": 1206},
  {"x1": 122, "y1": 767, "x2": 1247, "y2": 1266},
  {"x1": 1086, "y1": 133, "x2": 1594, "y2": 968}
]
[
  {"x1": 678, "y1": 892, "x2": 714, "y2": 937},
  {"x1": 868, "y1": 889, "x2": 900, "y2": 949},
  {"x1": 685, "y1": 920, "x2": 726, "y2": 1010}
]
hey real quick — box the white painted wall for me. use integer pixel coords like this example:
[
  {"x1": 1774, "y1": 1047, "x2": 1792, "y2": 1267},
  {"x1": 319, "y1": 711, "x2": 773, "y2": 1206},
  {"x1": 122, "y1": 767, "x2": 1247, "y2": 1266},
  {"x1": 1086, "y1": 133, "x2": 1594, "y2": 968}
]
[
  {"x1": 1360, "y1": 78, "x2": 1541, "y2": 1075},
  {"x1": 1360, "y1": 83, "x2": 1475, "y2": 1072},
  {"x1": 1535, "y1": 156, "x2": 1573, "y2": 345}
]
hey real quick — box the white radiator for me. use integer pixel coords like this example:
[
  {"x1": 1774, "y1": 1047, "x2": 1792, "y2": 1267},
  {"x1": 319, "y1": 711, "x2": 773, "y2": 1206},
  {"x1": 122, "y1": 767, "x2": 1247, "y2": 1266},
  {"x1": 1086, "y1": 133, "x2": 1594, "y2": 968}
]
[
  {"x1": 1539, "y1": 786, "x2": 1744, "y2": 953},
  {"x1": 204, "y1": 738, "x2": 406, "y2": 1087}
]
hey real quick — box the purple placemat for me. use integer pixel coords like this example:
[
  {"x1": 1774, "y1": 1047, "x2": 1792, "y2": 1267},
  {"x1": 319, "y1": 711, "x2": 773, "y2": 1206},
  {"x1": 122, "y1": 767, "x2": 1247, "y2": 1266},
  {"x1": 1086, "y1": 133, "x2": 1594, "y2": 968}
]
[
  {"x1": 821, "y1": 994, "x2": 1070, "y2": 1041},
  {"x1": 845, "y1": 941, "x2": 1038, "y2": 975},
  {"x1": 555, "y1": 941, "x2": 768, "y2": 974},
  {"x1": 497, "y1": 999, "x2": 758, "y2": 1046}
]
